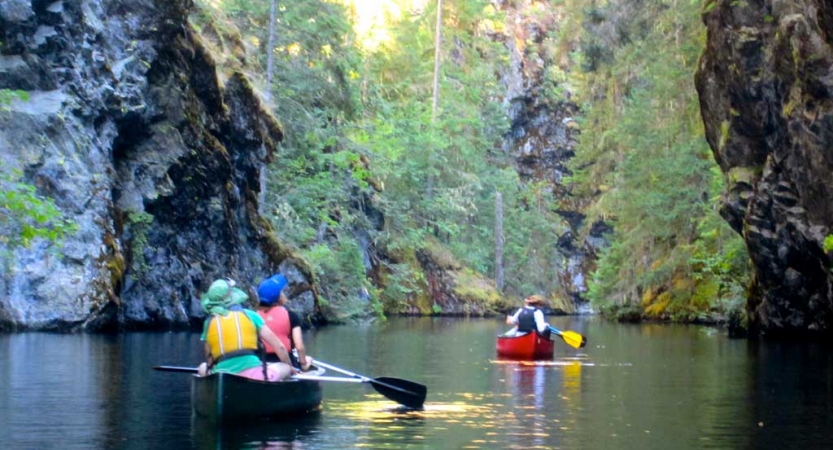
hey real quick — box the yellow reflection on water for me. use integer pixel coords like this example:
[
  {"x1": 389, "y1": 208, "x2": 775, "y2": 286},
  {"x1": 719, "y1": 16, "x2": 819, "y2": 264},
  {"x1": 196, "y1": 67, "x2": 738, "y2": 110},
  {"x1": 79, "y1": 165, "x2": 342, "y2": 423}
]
[
  {"x1": 312, "y1": 360, "x2": 590, "y2": 449},
  {"x1": 490, "y1": 357, "x2": 595, "y2": 367},
  {"x1": 327, "y1": 397, "x2": 493, "y2": 422}
]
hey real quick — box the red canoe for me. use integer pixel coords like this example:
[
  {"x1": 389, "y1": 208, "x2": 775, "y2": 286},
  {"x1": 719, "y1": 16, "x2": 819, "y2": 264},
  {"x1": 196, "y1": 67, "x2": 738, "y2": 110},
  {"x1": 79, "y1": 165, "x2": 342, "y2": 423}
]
[{"x1": 496, "y1": 331, "x2": 554, "y2": 360}]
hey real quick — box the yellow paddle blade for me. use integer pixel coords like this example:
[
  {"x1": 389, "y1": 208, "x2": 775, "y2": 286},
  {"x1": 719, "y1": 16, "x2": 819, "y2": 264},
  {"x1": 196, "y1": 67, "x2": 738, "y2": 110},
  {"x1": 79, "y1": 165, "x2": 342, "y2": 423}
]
[{"x1": 559, "y1": 330, "x2": 587, "y2": 349}]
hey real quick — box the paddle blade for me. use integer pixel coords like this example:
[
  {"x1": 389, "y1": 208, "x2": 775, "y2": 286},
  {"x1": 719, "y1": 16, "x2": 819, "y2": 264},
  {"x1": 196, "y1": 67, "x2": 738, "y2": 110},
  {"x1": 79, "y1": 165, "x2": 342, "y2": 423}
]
[
  {"x1": 559, "y1": 330, "x2": 587, "y2": 349},
  {"x1": 370, "y1": 377, "x2": 427, "y2": 409}
]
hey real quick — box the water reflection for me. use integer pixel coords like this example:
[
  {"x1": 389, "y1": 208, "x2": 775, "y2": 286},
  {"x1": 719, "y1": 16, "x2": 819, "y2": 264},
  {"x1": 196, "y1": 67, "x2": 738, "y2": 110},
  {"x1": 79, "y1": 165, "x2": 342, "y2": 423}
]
[
  {"x1": 0, "y1": 333, "x2": 109, "y2": 449},
  {"x1": 493, "y1": 361, "x2": 583, "y2": 449},
  {"x1": 743, "y1": 340, "x2": 833, "y2": 450},
  {"x1": 506, "y1": 364, "x2": 550, "y2": 447},
  {"x1": 0, "y1": 332, "x2": 202, "y2": 449},
  {"x1": 192, "y1": 412, "x2": 323, "y2": 449},
  {"x1": 5, "y1": 319, "x2": 833, "y2": 449},
  {"x1": 322, "y1": 399, "x2": 426, "y2": 448}
]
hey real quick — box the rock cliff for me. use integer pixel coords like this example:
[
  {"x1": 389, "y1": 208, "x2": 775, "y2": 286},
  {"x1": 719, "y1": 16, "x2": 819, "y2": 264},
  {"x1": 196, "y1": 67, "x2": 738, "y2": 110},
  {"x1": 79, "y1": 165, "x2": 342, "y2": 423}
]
[
  {"x1": 496, "y1": 0, "x2": 602, "y2": 312},
  {"x1": 695, "y1": 0, "x2": 833, "y2": 335},
  {"x1": 0, "y1": 0, "x2": 313, "y2": 331}
]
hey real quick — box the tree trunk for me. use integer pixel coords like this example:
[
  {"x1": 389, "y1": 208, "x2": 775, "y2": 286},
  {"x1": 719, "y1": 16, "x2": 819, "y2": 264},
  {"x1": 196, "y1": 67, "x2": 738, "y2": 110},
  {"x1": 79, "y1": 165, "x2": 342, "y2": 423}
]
[
  {"x1": 265, "y1": 0, "x2": 277, "y2": 102},
  {"x1": 495, "y1": 192, "x2": 505, "y2": 292},
  {"x1": 431, "y1": 0, "x2": 442, "y2": 121},
  {"x1": 426, "y1": 0, "x2": 442, "y2": 204}
]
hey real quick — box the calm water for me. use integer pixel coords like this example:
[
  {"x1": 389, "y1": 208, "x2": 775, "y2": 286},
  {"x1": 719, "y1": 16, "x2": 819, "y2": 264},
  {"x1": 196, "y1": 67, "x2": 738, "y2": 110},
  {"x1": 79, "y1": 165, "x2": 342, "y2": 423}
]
[{"x1": 2, "y1": 317, "x2": 833, "y2": 449}]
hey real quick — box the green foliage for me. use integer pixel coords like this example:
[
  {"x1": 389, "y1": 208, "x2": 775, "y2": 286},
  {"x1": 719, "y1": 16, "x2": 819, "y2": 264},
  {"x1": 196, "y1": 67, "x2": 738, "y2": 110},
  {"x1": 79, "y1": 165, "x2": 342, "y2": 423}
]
[
  {"x1": 0, "y1": 89, "x2": 28, "y2": 108},
  {"x1": 566, "y1": 0, "x2": 751, "y2": 318},
  {"x1": 210, "y1": 0, "x2": 382, "y2": 319},
  {"x1": 208, "y1": 0, "x2": 750, "y2": 322},
  {"x1": 0, "y1": 170, "x2": 77, "y2": 248},
  {"x1": 240, "y1": 0, "x2": 566, "y2": 316},
  {"x1": 379, "y1": 260, "x2": 425, "y2": 312},
  {"x1": 304, "y1": 237, "x2": 380, "y2": 321},
  {"x1": 126, "y1": 211, "x2": 154, "y2": 274},
  {"x1": 824, "y1": 235, "x2": 833, "y2": 253},
  {"x1": 356, "y1": 0, "x2": 568, "y2": 300}
]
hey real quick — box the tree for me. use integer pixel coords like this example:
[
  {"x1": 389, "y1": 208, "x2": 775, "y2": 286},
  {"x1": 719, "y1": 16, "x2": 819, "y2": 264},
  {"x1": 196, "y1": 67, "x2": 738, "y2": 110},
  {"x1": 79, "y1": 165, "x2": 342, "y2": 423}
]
[
  {"x1": 495, "y1": 192, "x2": 504, "y2": 291},
  {"x1": 565, "y1": 0, "x2": 750, "y2": 319},
  {"x1": 265, "y1": 0, "x2": 277, "y2": 102},
  {"x1": 426, "y1": 0, "x2": 443, "y2": 202}
]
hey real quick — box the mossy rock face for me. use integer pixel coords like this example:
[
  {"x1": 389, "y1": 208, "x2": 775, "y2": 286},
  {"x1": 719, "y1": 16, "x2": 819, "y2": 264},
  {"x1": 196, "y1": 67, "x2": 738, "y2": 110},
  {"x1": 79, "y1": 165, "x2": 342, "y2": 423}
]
[
  {"x1": 375, "y1": 241, "x2": 506, "y2": 316},
  {"x1": 0, "y1": 0, "x2": 314, "y2": 331},
  {"x1": 546, "y1": 293, "x2": 575, "y2": 315},
  {"x1": 374, "y1": 246, "x2": 430, "y2": 315},
  {"x1": 696, "y1": 1, "x2": 833, "y2": 336},
  {"x1": 415, "y1": 247, "x2": 502, "y2": 316},
  {"x1": 452, "y1": 269, "x2": 503, "y2": 308},
  {"x1": 113, "y1": 2, "x2": 317, "y2": 329},
  {"x1": 606, "y1": 304, "x2": 644, "y2": 323},
  {"x1": 423, "y1": 240, "x2": 462, "y2": 271}
]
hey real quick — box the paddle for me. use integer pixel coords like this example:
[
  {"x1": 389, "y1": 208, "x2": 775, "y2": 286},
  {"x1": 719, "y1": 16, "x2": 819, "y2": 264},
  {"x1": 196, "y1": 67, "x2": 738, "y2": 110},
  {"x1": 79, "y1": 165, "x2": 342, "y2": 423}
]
[
  {"x1": 154, "y1": 365, "x2": 199, "y2": 373},
  {"x1": 310, "y1": 359, "x2": 427, "y2": 409},
  {"x1": 547, "y1": 325, "x2": 587, "y2": 349},
  {"x1": 152, "y1": 365, "x2": 423, "y2": 398},
  {"x1": 293, "y1": 374, "x2": 362, "y2": 383}
]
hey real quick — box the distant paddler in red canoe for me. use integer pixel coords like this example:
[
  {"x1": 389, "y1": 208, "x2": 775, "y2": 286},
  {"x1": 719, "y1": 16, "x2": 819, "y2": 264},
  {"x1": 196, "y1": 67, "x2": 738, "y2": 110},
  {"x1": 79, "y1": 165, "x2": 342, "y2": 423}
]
[
  {"x1": 498, "y1": 295, "x2": 587, "y2": 359},
  {"x1": 505, "y1": 295, "x2": 552, "y2": 338}
]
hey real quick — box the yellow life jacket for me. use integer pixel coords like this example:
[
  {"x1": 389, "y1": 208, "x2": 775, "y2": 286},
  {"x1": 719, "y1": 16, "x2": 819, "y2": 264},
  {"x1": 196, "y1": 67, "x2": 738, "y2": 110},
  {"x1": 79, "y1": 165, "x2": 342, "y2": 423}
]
[{"x1": 205, "y1": 310, "x2": 259, "y2": 361}]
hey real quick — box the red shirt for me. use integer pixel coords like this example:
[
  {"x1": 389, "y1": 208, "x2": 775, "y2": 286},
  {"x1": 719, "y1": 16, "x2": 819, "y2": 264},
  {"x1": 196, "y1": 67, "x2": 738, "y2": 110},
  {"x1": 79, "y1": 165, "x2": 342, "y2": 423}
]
[{"x1": 256, "y1": 306, "x2": 300, "y2": 354}]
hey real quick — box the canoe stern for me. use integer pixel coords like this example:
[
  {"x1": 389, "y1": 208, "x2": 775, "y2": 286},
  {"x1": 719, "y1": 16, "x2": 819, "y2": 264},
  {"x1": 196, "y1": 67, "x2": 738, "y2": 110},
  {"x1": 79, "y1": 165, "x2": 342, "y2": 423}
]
[
  {"x1": 496, "y1": 332, "x2": 554, "y2": 360},
  {"x1": 192, "y1": 370, "x2": 324, "y2": 423}
]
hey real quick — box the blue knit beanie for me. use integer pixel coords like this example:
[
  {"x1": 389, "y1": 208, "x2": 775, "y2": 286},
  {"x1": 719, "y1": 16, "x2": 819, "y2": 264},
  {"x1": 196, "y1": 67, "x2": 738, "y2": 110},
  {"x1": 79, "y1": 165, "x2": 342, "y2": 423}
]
[{"x1": 257, "y1": 274, "x2": 287, "y2": 305}]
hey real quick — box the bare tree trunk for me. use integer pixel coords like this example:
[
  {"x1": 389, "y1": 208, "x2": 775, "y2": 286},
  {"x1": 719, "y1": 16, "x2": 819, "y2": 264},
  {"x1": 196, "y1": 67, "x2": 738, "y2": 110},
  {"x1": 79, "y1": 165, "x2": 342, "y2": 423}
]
[
  {"x1": 431, "y1": 0, "x2": 442, "y2": 121},
  {"x1": 426, "y1": 0, "x2": 442, "y2": 204},
  {"x1": 260, "y1": 0, "x2": 277, "y2": 211},
  {"x1": 265, "y1": 0, "x2": 277, "y2": 102},
  {"x1": 495, "y1": 192, "x2": 505, "y2": 292}
]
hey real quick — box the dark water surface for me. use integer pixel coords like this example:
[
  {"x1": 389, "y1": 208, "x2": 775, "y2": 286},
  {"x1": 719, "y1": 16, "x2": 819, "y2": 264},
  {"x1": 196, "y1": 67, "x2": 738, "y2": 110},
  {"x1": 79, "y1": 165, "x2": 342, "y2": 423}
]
[{"x1": 2, "y1": 317, "x2": 833, "y2": 449}]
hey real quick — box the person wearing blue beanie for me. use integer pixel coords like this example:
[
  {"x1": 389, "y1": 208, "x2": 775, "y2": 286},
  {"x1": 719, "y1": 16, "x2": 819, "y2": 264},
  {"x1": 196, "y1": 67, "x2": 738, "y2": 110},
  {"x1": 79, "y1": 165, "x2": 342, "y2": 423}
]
[
  {"x1": 257, "y1": 274, "x2": 288, "y2": 306},
  {"x1": 256, "y1": 274, "x2": 311, "y2": 371},
  {"x1": 196, "y1": 278, "x2": 295, "y2": 381}
]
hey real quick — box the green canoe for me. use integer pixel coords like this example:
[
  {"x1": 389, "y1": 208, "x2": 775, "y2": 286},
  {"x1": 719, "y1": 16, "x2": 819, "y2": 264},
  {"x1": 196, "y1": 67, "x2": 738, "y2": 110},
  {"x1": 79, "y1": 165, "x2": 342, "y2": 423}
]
[{"x1": 191, "y1": 368, "x2": 324, "y2": 424}]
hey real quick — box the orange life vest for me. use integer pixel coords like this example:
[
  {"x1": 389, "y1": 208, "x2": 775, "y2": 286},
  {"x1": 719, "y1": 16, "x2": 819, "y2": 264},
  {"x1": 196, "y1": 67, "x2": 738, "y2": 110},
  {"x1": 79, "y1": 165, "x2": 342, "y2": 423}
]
[
  {"x1": 257, "y1": 306, "x2": 291, "y2": 354},
  {"x1": 204, "y1": 310, "x2": 259, "y2": 361}
]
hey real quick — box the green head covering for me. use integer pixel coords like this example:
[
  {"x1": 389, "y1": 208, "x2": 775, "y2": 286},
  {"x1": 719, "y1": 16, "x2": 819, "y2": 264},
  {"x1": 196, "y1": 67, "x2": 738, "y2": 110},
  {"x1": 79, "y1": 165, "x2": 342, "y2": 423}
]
[{"x1": 201, "y1": 278, "x2": 249, "y2": 315}]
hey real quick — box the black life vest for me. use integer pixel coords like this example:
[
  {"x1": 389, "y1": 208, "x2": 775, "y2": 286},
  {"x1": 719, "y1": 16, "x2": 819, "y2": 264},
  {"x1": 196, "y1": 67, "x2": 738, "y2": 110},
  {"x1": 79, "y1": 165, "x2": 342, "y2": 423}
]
[{"x1": 517, "y1": 307, "x2": 538, "y2": 332}]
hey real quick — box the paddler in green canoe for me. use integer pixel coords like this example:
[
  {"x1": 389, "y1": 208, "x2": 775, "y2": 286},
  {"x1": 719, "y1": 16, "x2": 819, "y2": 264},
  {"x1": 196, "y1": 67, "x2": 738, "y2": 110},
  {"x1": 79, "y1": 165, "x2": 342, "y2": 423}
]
[{"x1": 196, "y1": 278, "x2": 296, "y2": 381}]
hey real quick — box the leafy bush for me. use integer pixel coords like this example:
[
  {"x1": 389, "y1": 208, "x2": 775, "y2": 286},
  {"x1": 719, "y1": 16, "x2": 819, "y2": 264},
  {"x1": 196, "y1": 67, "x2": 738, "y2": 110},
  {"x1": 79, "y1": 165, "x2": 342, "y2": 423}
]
[{"x1": 0, "y1": 170, "x2": 76, "y2": 248}]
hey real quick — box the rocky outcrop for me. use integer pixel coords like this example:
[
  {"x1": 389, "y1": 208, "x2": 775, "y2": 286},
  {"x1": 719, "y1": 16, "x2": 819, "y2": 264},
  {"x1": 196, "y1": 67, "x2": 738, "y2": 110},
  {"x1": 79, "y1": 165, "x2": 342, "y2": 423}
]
[
  {"x1": 695, "y1": 0, "x2": 833, "y2": 335},
  {"x1": 0, "y1": 0, "x2": 314, "y2": 331},
  {"x1": 496, "y1": 0, "x2": 602, "y2": 312},
  {"x1": 416, "y1": 243, "x2": 509, "y2": 316}
]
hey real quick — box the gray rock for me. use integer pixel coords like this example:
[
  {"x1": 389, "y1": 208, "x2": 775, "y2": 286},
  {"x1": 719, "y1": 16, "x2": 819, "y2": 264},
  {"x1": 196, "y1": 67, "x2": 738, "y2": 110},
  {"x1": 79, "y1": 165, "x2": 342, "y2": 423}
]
[
  {"x1": 0, "y1": 0, "x2": 310, "y2": 331},
  {"x1": 496, "y1": 1, "x2": 596, "y2": 309},
  {"x1": 0, "y1": 0, "x2": 34, "y2": 23},
  {"x1": 696, "y1": 0, "x2": 833, "y2": 336}
]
